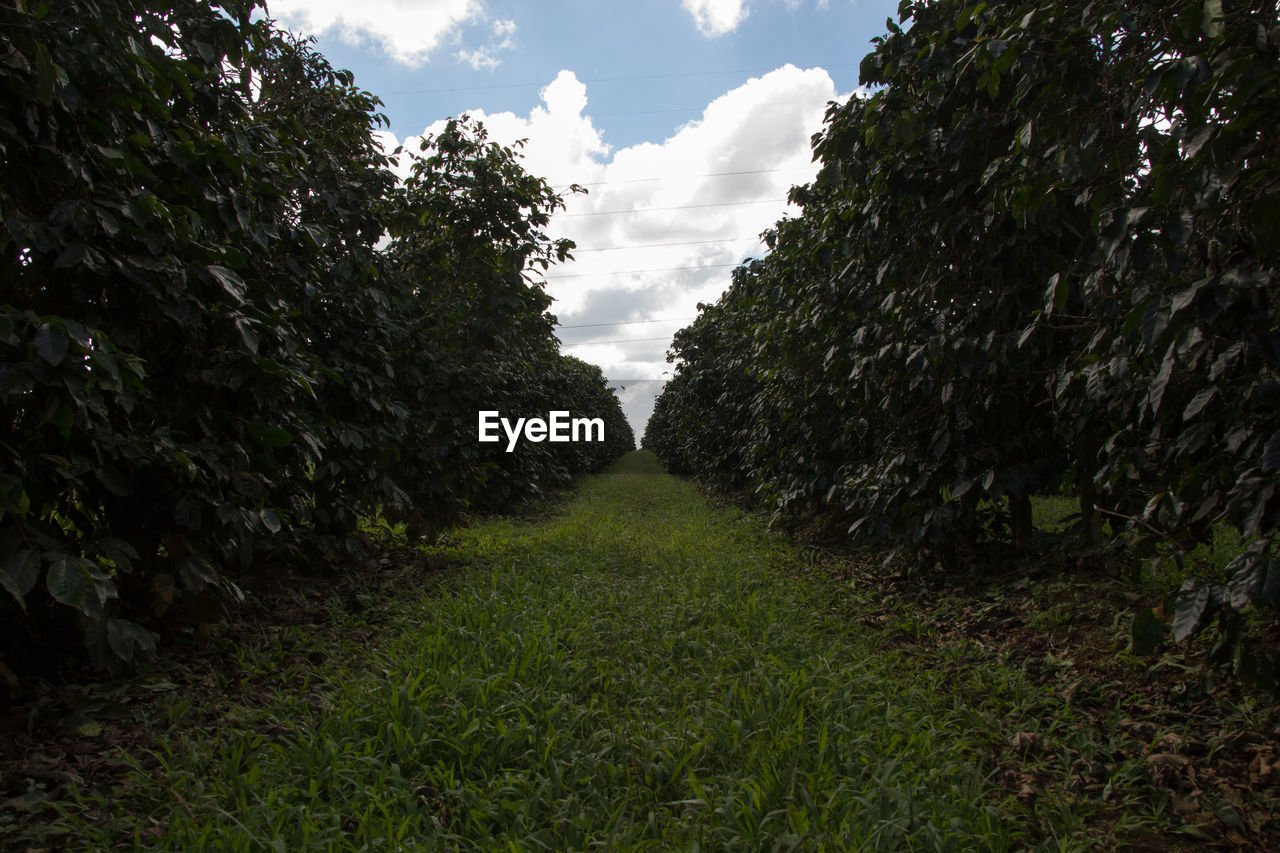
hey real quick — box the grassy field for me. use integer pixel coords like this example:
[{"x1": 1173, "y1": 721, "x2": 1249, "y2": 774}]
[{"x1": 41, "y1": 451, "x2": 1260, "y2": 850}]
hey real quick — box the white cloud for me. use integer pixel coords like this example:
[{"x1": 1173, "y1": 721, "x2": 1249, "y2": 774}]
[
  {"x1": 382, "y1": 66, "x2": 854, "y2": 395},
  {"x1": 682, "y1": 0, "x2": 830, "y2": 36},
  {"x1": 456, "y1": 18, "x2": 517, "y2": 71},
  {"x1": 393, "y1": 70, "x2": 610, "y2": 184},
  {"x1": 266, "y1": 0, "x2": 481, "y2": 66},
  {"x1": 683, "y1": 0, "x2": 750, "y2": 36}
]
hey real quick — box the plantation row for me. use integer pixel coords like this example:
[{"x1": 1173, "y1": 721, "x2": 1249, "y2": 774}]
[
  {"x1": 0, "y1": 0, "x2": 632, "y2": 677},
  {"x1": 644, "y1": 0, "x2": 1279, "y2": 657}
]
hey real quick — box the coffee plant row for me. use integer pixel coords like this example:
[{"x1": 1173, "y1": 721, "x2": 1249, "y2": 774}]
[
  {"x1": 0, "y1": 0, "x2": 633, "y2": 679},
  {"x1": 645, "y1": 0, "x2": 1278, "y2": 672}
]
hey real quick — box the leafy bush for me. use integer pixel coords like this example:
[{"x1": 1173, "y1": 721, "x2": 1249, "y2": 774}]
[
  {"x1": 0, "y1": 1, "x2": 630, "y2": 679},
  {"x1": 645, "y1": 0, "x2": 1279, "y2": 670}
]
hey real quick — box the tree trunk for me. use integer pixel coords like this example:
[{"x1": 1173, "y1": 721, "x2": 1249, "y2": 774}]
[
  {"x1": 1078, "y1": 455, "x2": 1105, "y2": 547},
  {"x1": 1010, "y1": 493, "x2": 1033, "y2": 546}
]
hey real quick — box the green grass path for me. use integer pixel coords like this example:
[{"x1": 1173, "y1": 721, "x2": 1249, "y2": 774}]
[{"x1": 91, "y1": 451, "x2": 1081, "y2": 851}]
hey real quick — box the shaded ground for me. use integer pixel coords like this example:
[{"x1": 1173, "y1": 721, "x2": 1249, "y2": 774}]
[
  {"x1": 2, "y1": 451, "x2": 1277, "y2": 849},
  {"x1": 0, "y1": 544, "x2": 446, "y2": 849},
  {"x1": 785, "y1": 536, "x2": 1280, "y2": 850}
]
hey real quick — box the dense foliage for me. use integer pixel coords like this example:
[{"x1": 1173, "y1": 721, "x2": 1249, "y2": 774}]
[
  {"x1": 645, "y1": 0, "x2": 1279, "y2": 670},
  {"x1": 0, "y1": 0, "x2": 631, "y2": 679}
]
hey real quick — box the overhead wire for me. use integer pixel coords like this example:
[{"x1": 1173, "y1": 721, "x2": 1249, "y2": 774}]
[
  {"x1": 559, "y1": 198, "x2": 788, "y2": 217},
  {"x1": 557, "y1": 317, "x2": 696, "y2": 329},
  {"x1": 560, "y1": 336, "x2": 674, "y2": 347},
  {"x1": 543, "y1": 262, "x2": 742, "y2": 280},
  {"x1": 384, "y1": 79, "x2": 805, "y2": 334},
  {"x1": 387, "y1": 98, "x2": 839, "y2": 134},
  {"x1": 379, "y1": 62, "x2": 862, "y2": 97},
  {"x1": 592, "y1": 97, "x2": 837, "y2": 119},
  {"x1": 373, "y1": 63, "x2": 849, "y2": 375},
  {"x1": 556, "y1": 166, "x2": 813, "y2": 189},
  {"x1": 573, "y1": 236, "x2": 763, "y2": 253}
]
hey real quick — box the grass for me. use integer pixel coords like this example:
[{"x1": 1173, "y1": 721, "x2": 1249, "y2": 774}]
[
  {"x1": 49, "y1": 452, "x2": 1206, "y2": 850},
  {"x1": 1030, "y1": 494, "x2": 1247, "y2": 591},
  {"x1": 1030, "y1": 495, "x2": 1078, "y2": 536}
]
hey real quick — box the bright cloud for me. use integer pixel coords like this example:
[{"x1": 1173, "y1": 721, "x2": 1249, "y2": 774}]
[
  {"x1": 683, "y1": 0, "x2": 749, "y2": 36},
  {"x1": 682, "y1": 0, "x2": 830, "y2": 36},
  {"x1": 266, "y1": 0, "x2": 481, "y2": 66},
  {"x1": 395, "y1": 71, "x2": 611, "y2": 185},
  {"x1": 382, "y1": 65, "x2": 853, "y2": 431},
  {"x1": 456, "y1": 18, "x2": 517, "y2": 70}
]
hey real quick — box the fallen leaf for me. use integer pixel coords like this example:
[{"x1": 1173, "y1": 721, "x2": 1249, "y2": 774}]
[
  {"x1": 1011, "y1": 731, "x2": 1040, "y2": 754},
  {"x1": 73, "y1": 721, "x2": 102, "y2": 738}
]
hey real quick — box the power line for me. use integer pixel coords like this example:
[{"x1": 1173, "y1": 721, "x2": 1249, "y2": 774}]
[
  {"x1": 544, "y1": 262, "x2": 741, "y2": 280},
  {"x1": 380, "y1": 63, "x2": 861, "y2": 97},
  {"x1": 378, "y1": 151, "x2": 814, "y2": 192},
  {"x1": 560, "y1": 336, "x2": 674, "y2": 347},
  {"x1": 592, "y1": 98, "x2": 837, "y2": 119},
  {"x1": 387, "y1": 98, "x2": 839, "y2": 133},
  {"x1": 574, "y1": 236, "x2": 762, "y2": 253},
  {"x1": 557, "y1": 317, "x2": 696, "y2": 329},
  {"x1": 557, "y1": 166, "x2": 812, "y2": 189},
  {"x1": 560, "y1": 198, "x2": 787, "y2": 218}
]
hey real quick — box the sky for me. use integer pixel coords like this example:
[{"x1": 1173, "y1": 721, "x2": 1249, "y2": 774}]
[{"x1": 263, "y1": 0, "x2": 903, "y2": 437}]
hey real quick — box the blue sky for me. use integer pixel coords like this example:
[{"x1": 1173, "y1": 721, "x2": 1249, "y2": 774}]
[{"x1": 265, "y1": 0, "x2": 902, "y2": 435}]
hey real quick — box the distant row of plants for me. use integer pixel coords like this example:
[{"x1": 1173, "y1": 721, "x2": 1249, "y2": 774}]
[
  {"x1": 644, "y1": 0, "x2": 1278, "y2": 678},
  {"x1": 0, "y1": 0, "x2": 632, "y2": 679}
]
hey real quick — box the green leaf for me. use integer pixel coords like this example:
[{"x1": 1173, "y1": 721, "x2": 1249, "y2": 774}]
[
  {"x1": 107, "y1": 618, "x2": 156, "y2": 662},
  {"x1": 54, "y1": 243, "x2": 87, "y2": 268},
  {"x1": 1190, "y1": 493, "x2": 1220, "y2": 525},
  {"x1": 193, "y1": 40, "x2": 219, "y2": 64},
  {"x1": 97, "y1": 465, "x2": 132, "y2": 496},
  {"x1": 1140, "y1": 301, "x2": 1169, "y2": 347},
  {"x1": 74, "y1": 721, "x2": 103, "y2": 738},
  {"x1": 2, "y1": 549, "x2": 40, "y2": 605},
  {"x1": 250, "y1": 422, "x2": 294, "y2": 448},
  {"x1": 1164, "y1": 210, "x2": 1194, "y2": 246},
  {"x1": 1016, "y1": 320, "x2": 1038, "y2": 350},
  {"x1": 1172, "y1": 582, "x2": 1214, "y2": 643},
  {"x1": 260, "y1": 508, "x2": 282, "y2": 533},
  {"x1": 100, "y1": 538, "x2": 138, "y2": 573},
  {"x1": 1184, "y1": 125, "x2": 1213, "y2": 158},
  {"x1": 0, "y1": 476, "x2": 30, "y2": 516},
  {"x1": 49, "y1": 402, "x2": 73, "y2": 439},
  {"x1": 34, "y1": 324, "x2": 68, "y2": 366},
  {"x1": 1202, "y1": 0, "x2": 1224, "y2": 39},
  {"x1": 1044, "y1": 273, "x2": 1067, "y2": 314},
  {"x1": 220, "y1": 246, "x2": 248, "y2": 269},
  {"x1": 1147, "y1": 351, "x2": 1174, "y2": 419},
  {"x1": 1, "y1": 560, "x2": 29, "y2": 609},
  {"x1": 33, "y1": 42, "x2": 55, "y2": 103},
  {"x1": 176, "y1": 557, "x2": 216, "y2": 594},
  {"x1": 89, "y1": 348, "x2": 121, "y2": 383},
  {"x1": 1226, "y1": 556, "x2": 1280, "y2": 610},
  {"x1": 1170, "y1": 276, "x2": 1210, "y2": 316},
  {"x1": 1250, "y1": 195, "x2": 1280, "y2": 248},
  {"x1": 1181, "y1": 385, "x2": 1217, "y2": 422},
  {"x1": 208, "y1": 265, "x2": 246, "y2": 302},
  {"x1": 235, "y1": 317, "x2": 259, "y2": 354},
  {"x1": 46, "y1": 558, "x2": 115, "y2": 619},
  {"x1": 1131, "y1": 607, "x2": 1166, "y2": 656},
  {"x1": 46, "y1": 559, "x2": 88, "y2": 610},
  {"x1": 1262, "y1": 430, "x2": 1280, "y2": 472}
]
